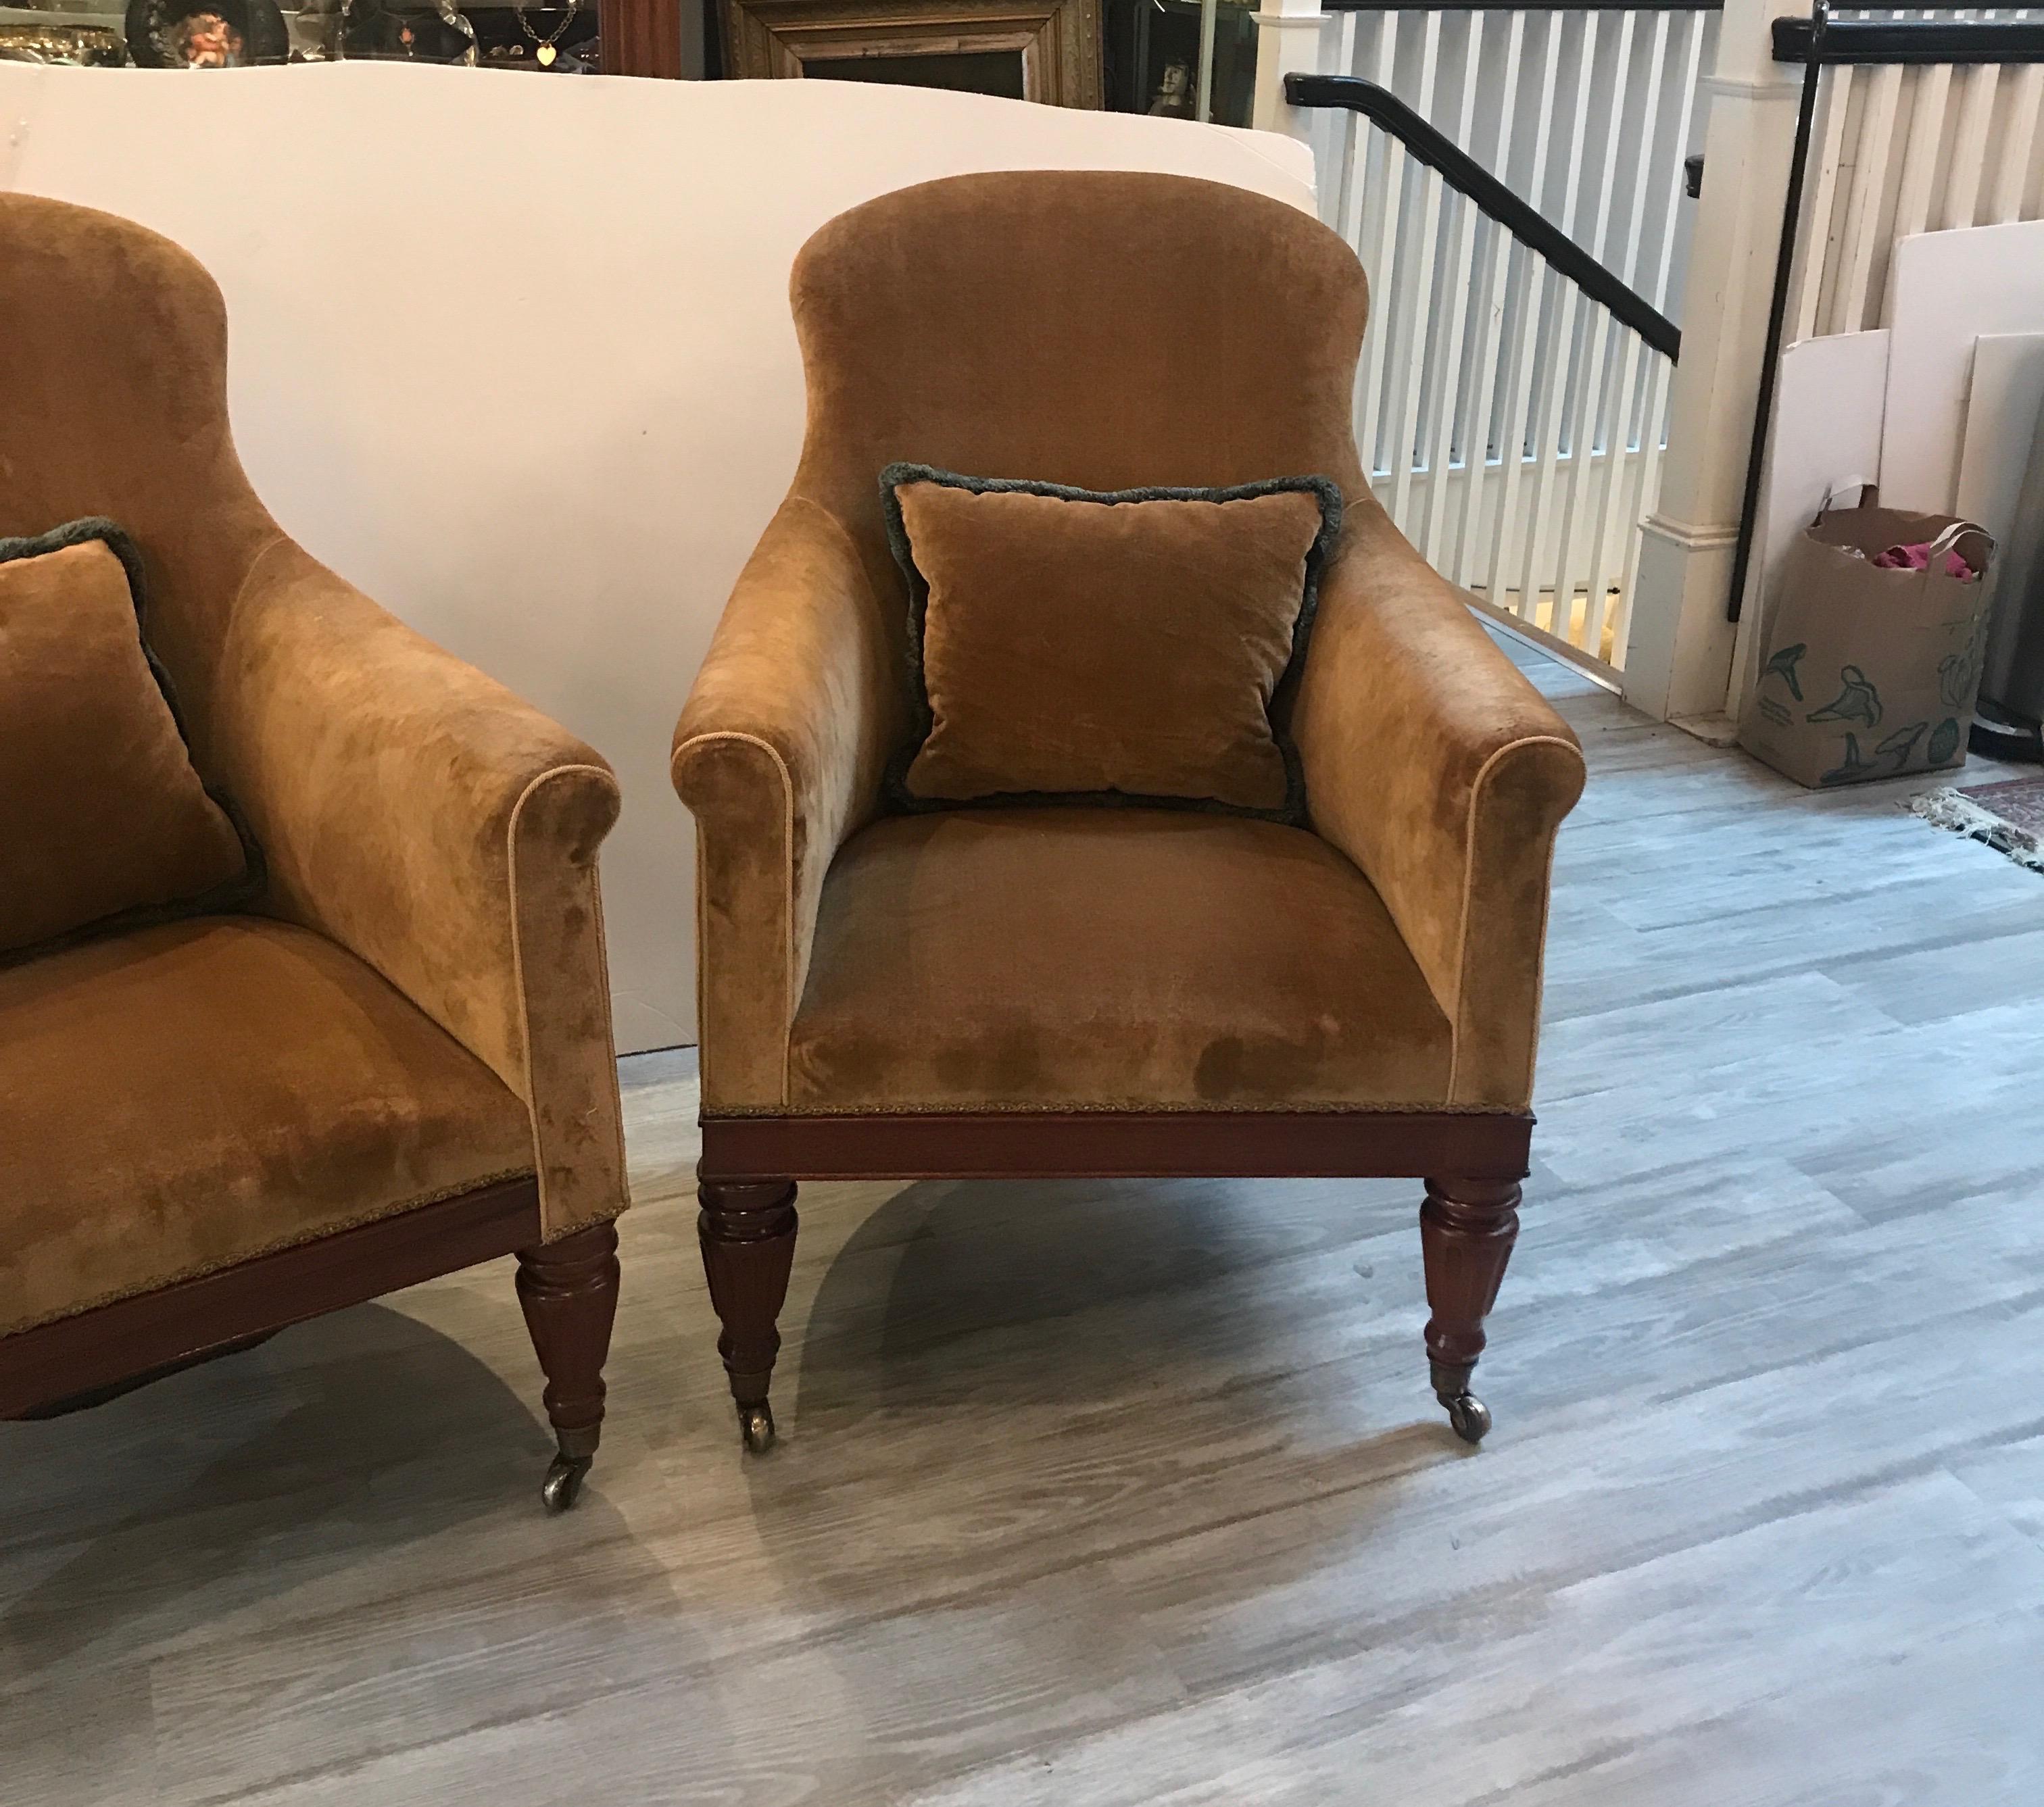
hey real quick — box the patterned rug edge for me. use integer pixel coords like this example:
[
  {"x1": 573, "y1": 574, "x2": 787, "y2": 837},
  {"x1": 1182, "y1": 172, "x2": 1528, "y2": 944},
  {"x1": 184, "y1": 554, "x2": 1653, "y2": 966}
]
[{"x1": 1908, "y1": 786, "x2": 2044, "y2": 874}]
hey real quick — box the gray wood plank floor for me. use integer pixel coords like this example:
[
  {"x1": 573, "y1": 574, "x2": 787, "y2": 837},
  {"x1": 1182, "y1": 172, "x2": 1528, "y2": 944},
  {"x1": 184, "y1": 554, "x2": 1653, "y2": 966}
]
[{"x1": 6, "y1": 643, "x2": 2043, "y2": 1805}]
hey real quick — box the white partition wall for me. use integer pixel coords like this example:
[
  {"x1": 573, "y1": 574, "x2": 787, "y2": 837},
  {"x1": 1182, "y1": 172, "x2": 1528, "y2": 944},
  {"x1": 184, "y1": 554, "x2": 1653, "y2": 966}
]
[{"x1": 0, "y1": 66, "x2": 1315, "y2": 1052}]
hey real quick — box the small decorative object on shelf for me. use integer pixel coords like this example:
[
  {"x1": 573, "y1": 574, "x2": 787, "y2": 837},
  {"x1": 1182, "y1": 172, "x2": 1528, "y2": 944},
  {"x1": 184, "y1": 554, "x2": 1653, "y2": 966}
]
[
  {"x1": 516, "y1": 0, "x2": 574, "y2": 65},
  {"x1": 339, "y1": 0, "x2": 477, "y2": 62},
  {"x1": 477, "y1": 2, "x2": 598, "y2": 68},
  {"x1": 1106, "y1": 0, "x2": 1256, "y2": 126},
  {"x1": 289, "y1": 0, "x2": 344, "y2": 60},
  {"x1": 124, "y1": 0, "x2": 289, "y2": 65},
  {"x1": 1145, "y1": 57, "x2": 1190, "y2": 117}
]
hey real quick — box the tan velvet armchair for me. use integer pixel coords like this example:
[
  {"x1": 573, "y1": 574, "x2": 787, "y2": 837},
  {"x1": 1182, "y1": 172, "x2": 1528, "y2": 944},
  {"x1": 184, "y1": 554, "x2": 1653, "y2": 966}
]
[
  {"x1": 0, "y1": 197, "x2": 629, "y2": 1510},
  {"x1": 674, "y1": 171, "x2": 1586, "y2": 1454}
]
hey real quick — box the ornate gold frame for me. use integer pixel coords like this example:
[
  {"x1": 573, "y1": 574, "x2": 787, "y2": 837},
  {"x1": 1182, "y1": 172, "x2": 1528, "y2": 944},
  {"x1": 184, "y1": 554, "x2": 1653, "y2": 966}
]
[{"x1": 719, "y1": 0, "x2": 1103, "y2": 106}]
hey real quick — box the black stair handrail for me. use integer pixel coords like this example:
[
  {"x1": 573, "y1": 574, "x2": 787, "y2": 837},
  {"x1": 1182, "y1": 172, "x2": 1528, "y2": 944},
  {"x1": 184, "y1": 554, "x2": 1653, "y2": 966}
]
[
  {"x1": 1326, "y1": 0, "x2": 1718, "y2": 10},
  {"x1": 1285, "y1": 73, "x2": 1682, "y2": 362},
  {"x1": 1774, "y1": 15, "x2": 2044, "y2": 65}
]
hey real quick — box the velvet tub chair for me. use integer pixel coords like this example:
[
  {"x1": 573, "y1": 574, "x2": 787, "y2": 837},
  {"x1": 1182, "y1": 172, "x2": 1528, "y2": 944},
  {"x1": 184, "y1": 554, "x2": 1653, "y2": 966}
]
[
  {"x1": 0, "y1": 196, "x2": 629, "y2": 1511},
  {"x1": 672, "y1": 171, "x2": 1585, "y2": 1455}
]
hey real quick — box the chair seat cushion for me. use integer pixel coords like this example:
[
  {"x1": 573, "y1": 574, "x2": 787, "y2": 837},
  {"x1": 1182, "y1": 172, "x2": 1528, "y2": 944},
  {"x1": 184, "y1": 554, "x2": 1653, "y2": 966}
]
[
  {"x1": 0, "y1": 917, "x2": 535, "y2": 1340},
  {"x1": 787, "y1": 809, "x2": 1454, "y2": 1112}
]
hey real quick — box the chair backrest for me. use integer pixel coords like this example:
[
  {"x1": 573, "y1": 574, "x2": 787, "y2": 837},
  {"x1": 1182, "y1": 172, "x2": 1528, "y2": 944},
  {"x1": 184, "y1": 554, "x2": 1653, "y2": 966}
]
[
  {"x1": 0, "y1": 193, "x2": 277, "y2": 768},
  {"x1": 785, "y1": 170, "x2": 1372, "y2": 614}
]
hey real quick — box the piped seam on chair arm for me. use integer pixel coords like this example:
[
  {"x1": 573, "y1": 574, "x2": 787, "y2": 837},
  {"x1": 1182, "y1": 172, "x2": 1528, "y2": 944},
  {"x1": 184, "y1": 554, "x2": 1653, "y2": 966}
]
[
  {"x1": 1444, "y1": 732, "x2": 1582, "y2": 1101},
  {"x1": 505, "y1": 762, "x2": 627, "y2": 1093},
  {"x1": 672, "y1": 725, "x2": 801, "y2": 803},
  {"x1": 506, "y1": 762, "x2": 631, "y2": 1222},
  {"x1": 673, "y1": 729, "x2": 799, "y2": 1107},
  {"x1": 505, "y1": 760, "x2": 621, "y2": 867}
]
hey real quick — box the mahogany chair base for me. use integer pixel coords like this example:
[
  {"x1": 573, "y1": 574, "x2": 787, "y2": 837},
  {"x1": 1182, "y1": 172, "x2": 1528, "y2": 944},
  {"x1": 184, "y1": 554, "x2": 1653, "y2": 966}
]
[
  {"x1": 697, "y1": 1178, "x2": 799, "y2": 1452},
  {"x1": 517, "y1": 1220, "x2": 624, "y2": 1508},
  {"x1": 0, "y1": 1176, "x2": 625, "y2": 1510},
  {"x1": 14, "y1": 1328, "x2": 284, "y2": 1420},
  {"x1": 1420, "y1": 1176, "x2": 1523, "y2": 1444},
  {"x1": 696, "y1": 1110, "x2": 1534, "y2": 1452}
]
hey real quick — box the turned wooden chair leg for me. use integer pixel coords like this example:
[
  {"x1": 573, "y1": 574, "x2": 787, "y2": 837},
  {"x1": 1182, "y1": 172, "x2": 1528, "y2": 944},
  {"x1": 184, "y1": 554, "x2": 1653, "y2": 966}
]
[
  {"x1": 698, "y1": 1178, "x2": 798, "y2": 1454},
  {"x1": 1419, "y1": 1176, "x2": 1522, "y2": 1445},
  {"x1": 516, "y1": 1220, "x2": 621, "y2": 1510}
]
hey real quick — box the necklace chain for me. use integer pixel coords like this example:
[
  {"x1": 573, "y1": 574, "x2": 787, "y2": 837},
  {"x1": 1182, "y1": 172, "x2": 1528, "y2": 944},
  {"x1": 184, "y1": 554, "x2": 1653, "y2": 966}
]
[{"x1": 516, "y1": 0, "x2": 577, "y2": 51}]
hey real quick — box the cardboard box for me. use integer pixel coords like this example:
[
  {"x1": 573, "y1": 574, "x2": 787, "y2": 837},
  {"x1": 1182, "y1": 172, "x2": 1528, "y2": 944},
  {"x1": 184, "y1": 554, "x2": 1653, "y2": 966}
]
[{"x1": 1739, "y1": 503, "x2": 1995, "y2": 789}]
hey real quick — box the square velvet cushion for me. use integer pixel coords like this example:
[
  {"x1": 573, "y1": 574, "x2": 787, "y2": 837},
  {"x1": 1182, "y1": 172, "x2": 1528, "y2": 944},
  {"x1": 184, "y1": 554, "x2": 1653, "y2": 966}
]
[
  {"x1": 0, "y1": 520, "x2": 260, "y2": 960},
  {"x1": 881, "y1": 465, "x2": 1342, "y2": 822}
]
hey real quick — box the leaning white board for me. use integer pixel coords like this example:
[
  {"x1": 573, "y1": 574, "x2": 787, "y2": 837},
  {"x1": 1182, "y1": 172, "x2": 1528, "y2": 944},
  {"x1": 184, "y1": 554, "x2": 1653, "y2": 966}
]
[
  {"x1": 1955, "y1": 332, "x2": 2044, "y2": 555},
  {"x1": 1882, "y1": 218, "x2": 2044, "y2": 514},
  {"x1": 0, "y1": 66, "x2": 1317, "y2": 1052},
  {"x1": 1730, "y1": 329, "x2": 1890, "y2": 714}
]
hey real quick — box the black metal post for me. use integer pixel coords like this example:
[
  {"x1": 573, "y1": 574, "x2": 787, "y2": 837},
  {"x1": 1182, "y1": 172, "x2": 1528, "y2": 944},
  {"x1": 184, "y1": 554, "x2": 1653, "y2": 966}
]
[{"x1": 1724, "y1": 3, "x2": 1828, "y2": 624}]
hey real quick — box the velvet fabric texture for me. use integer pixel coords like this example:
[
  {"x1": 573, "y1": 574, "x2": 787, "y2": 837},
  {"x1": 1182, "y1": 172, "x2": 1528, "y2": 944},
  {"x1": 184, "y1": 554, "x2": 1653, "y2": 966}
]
[
  {"x1": 0, "y1": 522, "x2": 259, "y2": 959},
  {"x1": 674, "y1": 170, "x2": 1587, "y2": 1116},
  {"x1": 0, "y1": 194, "x2": 629, "y2": 1286},
  {"x1": 881, "y1": 467, "x2": 1339, "y2": 820},
  {"x1": 0, "y1": 918, "x2": 534, "y2": 1339},
  {"x1": 790, "y1": 810, "x2": 1452, "y2": 1110}
]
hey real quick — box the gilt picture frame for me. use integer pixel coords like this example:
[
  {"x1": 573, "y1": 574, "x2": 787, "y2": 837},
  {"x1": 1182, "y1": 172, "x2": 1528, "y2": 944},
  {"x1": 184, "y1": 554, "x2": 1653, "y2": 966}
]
[{"x1": 719, "y1": 0, "x2": 1102, "y2": 107}]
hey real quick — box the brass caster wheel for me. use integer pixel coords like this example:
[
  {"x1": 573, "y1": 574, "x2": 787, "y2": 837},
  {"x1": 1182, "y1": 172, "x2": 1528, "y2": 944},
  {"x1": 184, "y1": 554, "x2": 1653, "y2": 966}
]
[
  {"x1": 738, "y1": 1400, "x2": 777, "y2": 1455},
  {"x1": 541, "y1": 1454, "x2": 592, "y2": 1512},
  {"x1": 1444, "y1": 1393, "x2": 1492, "y2": 1445}
]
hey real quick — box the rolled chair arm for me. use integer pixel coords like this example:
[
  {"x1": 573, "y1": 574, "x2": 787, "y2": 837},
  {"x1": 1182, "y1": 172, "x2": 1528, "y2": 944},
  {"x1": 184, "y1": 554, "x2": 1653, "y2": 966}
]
[
  {"x1": 672, "y1": 496, "x2": 907, "y2": 1111},
  {"x1": 1292, "y1": 509, "x2": 1586, "y2": 1110},
  {"x1": 205, "y1": 536, "x2": 629, "y2": 1237}
]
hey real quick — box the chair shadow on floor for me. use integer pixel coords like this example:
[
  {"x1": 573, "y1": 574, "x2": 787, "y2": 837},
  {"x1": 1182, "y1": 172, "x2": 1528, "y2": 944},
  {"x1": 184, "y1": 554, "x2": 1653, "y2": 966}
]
[
  {"x1": 779, "y1": 1169, "x2": 1444, "y2": 1545},
  {"x1": 729, "y1": 1174, "x2": 1453, "y2": 1722},
  {"x1": 0, "y1": 1298, "x2": 666, "y2": 1689},
  {"x1": 793, "y1": 1172, "x2": 1434, "y2": 1417}
]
